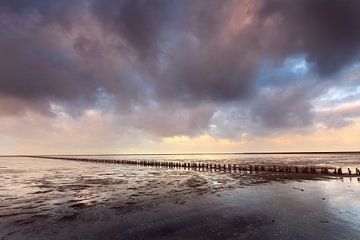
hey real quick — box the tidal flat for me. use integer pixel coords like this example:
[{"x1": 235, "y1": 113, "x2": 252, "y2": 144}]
[{"x1": 0, "y1": 156, "x2": 359, "y2": 240}]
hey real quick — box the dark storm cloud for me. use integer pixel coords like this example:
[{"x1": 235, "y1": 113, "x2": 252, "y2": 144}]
[
  {"x1": 1, "y1": 0, "x2": 360, "y2": 137},
  {"x1": 89, "y1": 0, "x2": 262, "y2": 102},
  {"x1": 259, "y1": 0, "x2": 360, "y2": 75},
  {"x1": 0, "y1": 0, "x2": 84, "y2": 29},
  {"x1": 90, "y1": 0, "x2": 360, "y2": 102},
  {"x1": 0, "y1": 0, "x2": 98, "y2": 115},
  {"x1": 0, "y1": 27, "x2": 95, "y2": 101},
  {"x1": 0, "y1": 0, "x2": 151, "y2": 115},
  {"x1": 91, "y1": 0, "x2": 177, "y2": 60}
]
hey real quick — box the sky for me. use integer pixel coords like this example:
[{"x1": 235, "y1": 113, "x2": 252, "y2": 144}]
[{"x1": 0, "y1": 0, "x2": 360, "y2": 154}]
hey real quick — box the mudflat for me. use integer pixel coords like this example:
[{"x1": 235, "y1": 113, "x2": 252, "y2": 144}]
[{"x1": 1, "y1": 157, "x2": 359, "y2": 240}]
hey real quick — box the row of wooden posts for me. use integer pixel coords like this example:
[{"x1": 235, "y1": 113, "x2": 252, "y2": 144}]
[{"x1": 29, "y1": 156, "x2": 360, "y2": 176}]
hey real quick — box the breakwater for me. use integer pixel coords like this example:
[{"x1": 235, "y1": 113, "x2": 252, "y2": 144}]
[{"x1": 26, "y1": 155, "x2": 360, "y2": 177}]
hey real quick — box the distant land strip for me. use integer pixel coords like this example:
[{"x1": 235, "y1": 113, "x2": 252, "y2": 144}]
[{"x1": 1, "y1": 151, "x2": 360, "y2": 157}]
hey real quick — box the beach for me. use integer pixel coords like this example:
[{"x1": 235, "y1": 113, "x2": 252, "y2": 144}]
[{"x1": 1, "y1": 155, "x2": 360, "y2": 240}]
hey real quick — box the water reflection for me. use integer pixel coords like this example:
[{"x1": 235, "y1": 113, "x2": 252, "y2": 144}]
[{"x1": 0, "y1": 157, "x2": 359, "y2": 240}]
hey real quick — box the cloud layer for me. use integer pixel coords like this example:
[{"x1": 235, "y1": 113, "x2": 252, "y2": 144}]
[{"x1": 0, "y1": 0, "x2": 360, "y2": 152}]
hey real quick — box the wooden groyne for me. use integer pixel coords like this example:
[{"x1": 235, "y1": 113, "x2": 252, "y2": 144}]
[{"x1": 27, "y1": 156, "x2": 360, "y2": 177}]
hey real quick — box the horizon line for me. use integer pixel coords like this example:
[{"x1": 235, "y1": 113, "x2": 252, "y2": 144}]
[{"x1": 1, "y1": 150, "x2": 360, "y2": 157}]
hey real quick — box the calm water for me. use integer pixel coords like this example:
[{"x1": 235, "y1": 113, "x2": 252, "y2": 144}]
[{"x1": 1, "y1": 155, "x2": 360, "y2": 240}]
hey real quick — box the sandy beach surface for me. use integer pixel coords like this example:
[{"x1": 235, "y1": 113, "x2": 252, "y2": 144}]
[{"x1": 1, "y1": 157, "x2": 359, "y2": 240}]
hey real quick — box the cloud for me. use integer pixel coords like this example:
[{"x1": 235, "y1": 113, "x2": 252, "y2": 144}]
[
  {"x1": 259, "y1": 0, "x2": 360, "y2": 75},
  {"x1": 316, "y1": 102, "x2": 360, "y2": 128},
  {"x1": 0, "y1": 0, "x2": 360, "y2": 152}
]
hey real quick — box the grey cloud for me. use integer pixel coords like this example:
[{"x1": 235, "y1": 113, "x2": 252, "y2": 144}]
[
  {"x1": 251, "y1": 85, "x2": 316, "y2": 129},
  {"x1": 0, "y1": 21, "x2": 100, "y2": 115},
  {"x1": 317, "y1": 103, "x2": 360, "y2": 128},
  {"x1": 259, "y1": 0, "x2": 360, "y2": 76},
  {"x1": 1, "y1": 0, "x2": 360, "y2": 139},
  {"x1": 116, "y1": 103, "x2": 216, "y2": 138},
  {"x1": 0, "y1": 0, "x2": 84, "y2": 30},
  {"x1": 208, "y1": 85, "x2": 318, "y2": 140}
]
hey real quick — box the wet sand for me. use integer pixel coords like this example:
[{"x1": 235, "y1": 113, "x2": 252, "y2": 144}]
[{"x1": 1, "y1": 157, "x2": 360, "y2": 240}]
